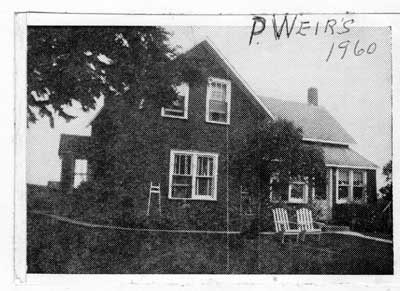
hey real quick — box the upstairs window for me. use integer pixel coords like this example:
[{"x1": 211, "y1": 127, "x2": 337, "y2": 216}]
[
  {"x1": 74, "y1": 159, "x2": 88, "y2": 188},
  {"x1": 169, "y1": 150, "x2": 218, "y2": 201},
  {"x1": 206, "y1": 77, "x2": 231, "y2": 124},
  {"x1": 161, "y1": 83, "x2": 189, "y2": 119}
]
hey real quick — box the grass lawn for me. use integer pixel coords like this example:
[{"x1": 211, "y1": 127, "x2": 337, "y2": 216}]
[{"x1": 27, "y1": 212, "x2": 393, "y2": 274}]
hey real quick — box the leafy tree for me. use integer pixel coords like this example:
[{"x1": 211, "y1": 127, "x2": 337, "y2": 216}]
[
  {"x1": 27, "y1": 26, "x2": 196, "y2": 127},
  {"x1": 233, "y1": 119, "x2": 326, "y2": 208},
  {"x1": 380, "y1": 160, "x2": 392, "y2": 201}
]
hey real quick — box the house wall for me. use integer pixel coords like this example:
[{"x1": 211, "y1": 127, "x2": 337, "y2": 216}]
[
  {"x1": 86, "y1": 43, "x2": 377, "y2": 229},
  {"x1": 367, "y1": 169, "x2": 377, "y2": 203},
  {"x1": 60, "y1": 153, "x2": 74, "y2": 194},
  {"x1": 90, "y1": 44, "x2": 269, "y2": 231}
]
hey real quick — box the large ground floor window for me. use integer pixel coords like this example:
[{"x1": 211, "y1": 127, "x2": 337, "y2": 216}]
[
  {"x1": 336, "y1": 168, "x2": 367, "y2": 204},
  {"x1": 169, "y1": 150, "x2": 219, "y2": 201}
]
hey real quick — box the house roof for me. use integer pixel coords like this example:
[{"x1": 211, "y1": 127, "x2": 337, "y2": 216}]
[
  {"x1": 321, "y1": 145, "x2": 377, "y2": 169},
  {"x1": 58, "y1": 134, "x2": 91, "y2": 157},
  {"x1": 86, "y1": 39, "x2": 357, "y2": 146},
  {"x1": 258, "y1": 96, "x2": 356, "y2": 144},
  {"x1": 196, "y1": 40, "x2": 275, "y2": 120}
]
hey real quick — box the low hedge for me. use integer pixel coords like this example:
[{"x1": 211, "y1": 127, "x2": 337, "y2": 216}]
[{"x1": 332, "y1": 201, "x2": 392, "y2": 234}]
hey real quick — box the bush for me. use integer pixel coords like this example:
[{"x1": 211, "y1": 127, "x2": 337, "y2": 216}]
[
  {"x1": 48, "y1": 181, "x2": 230, "y2": 231},
  {"x1": 332, "y1": 202, "x2": 392, "y2": 233}
]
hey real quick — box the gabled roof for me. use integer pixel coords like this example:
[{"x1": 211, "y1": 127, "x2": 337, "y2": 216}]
[
  {"x1": 321, "y1": 145, "x2": 377, "y2": 169},
  {"x1": 194, "y1": 40, "x2": 276, "y2": 120},
  {"x1": 58, "y1": 134, "x2": 91, "y2": 157},
  {"x1": 87, "y1": 39, "x2": 356, "y2": 146},
  {"x1": 258, "y1": 96, "x2": 356, "y2": 145}
]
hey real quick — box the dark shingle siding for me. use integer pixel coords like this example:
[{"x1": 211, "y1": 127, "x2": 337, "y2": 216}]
[{"x1": 58, "y1": 134, "x2": 91, "y2": 157}]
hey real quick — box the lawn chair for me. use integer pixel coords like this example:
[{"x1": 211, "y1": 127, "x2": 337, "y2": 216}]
[
  {"x1": 296, "y1": 208, "x2": 325, "y2": 242},
  {"x1": 272, "y1": 208, "x2": 301, "y2": 244}
]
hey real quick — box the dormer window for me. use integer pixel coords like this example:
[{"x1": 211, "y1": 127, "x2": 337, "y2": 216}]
[
  {"x1": 161, "y1": 83, "x2": 189, "y2": 119},
  {"x1": 206, "y1": 77, "x2": 231, "y2": 124}
]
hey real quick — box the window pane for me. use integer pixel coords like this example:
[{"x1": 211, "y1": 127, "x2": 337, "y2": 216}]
[
  {"x1": 209, "y1": 100, "x2": 227, "y2": 114},
  {"x1": 74, "y1": 159, "x2": 88, "y2": 188},
  {"x1": 171, "y1": 176, "x2": 192, "y2": 198},
  {"x1": 164, "y1": 94, "x2": 185, "y2": 116},
  {"x1": 353, "y1": 171, "x2": 364, "y2": 186},
  {"x1": 196, "y1": 177, "x2": 213, "y2": 196},
  {"x1": 174, "y1": 154, "x2": 191, "y2": 175},
  {"x1": 75, "y1": 159, "x2": 87, "y2": 174},
  {"x1": 338, "y1": 169, "x2": 349, "y2": 184},
  {"x1": 197, "y1": 156, "x2": 213, "y2": 176},
  {"x1": 74, "y1": 174, "x2": 87, "y2": 188},
  {"x1": 338, "y1": 186, "x2": 349, "y2": 200},
  {"x1": 209, "y1": 112, "x2": 227, "y2": 123},
  {"x1": 291, "y1": 183, "x2": 305, "y2": 199},
  {"x1": 210, "y1": 82, "x2": 227, "y2": 101},
  {"x1": 353, "y1": 187, "x2": 364, "y2": 200}
]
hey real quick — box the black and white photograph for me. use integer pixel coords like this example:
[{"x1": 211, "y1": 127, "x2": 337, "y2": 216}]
[{"x1": 13, "y1": 11, "x2": 397, "y2": 283}]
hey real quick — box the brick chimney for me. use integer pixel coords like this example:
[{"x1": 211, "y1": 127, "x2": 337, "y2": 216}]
[{"x1": 307, "y1": 87, "x2": 318, "y2": 106}]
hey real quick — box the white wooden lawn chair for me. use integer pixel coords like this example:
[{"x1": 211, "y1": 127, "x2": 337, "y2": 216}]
[
  {"x1": 272, "y1": 208, "x2": 301, "y2": 244},
  {"x1": 296, "y1": 208, "x2": 325, "y2": 242}
]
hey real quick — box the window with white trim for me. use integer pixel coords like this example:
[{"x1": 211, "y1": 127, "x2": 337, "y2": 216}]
[
  {"x1": 337, "y1": 169, "x2": 350, "y2": 203},
  {"x1": 206, "y1": 77, "x2": 231, "y2": 124},
  {"x1": 73, "y1": 159, "x2": 88, "y2": 188},
  {"x1": 169, "y1": 150, "x2": 218, "y2": 200},
  {"x1": 269, "y1": 174, "x2": 308, "y2": 204},
  {"x1": 161, "y1": 83, "x2": 189, "y2": 119},
  {"x1": 353, "y1": 170, "x2": 366, "y2": 201},
  {"x1": 288, "y1": 178, "x2": 308, "y2": 204}
]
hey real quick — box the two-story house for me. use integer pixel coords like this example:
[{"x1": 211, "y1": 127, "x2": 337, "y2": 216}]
[{"x1": 58, "y1": 39, "x2": 377, "y2": 230}]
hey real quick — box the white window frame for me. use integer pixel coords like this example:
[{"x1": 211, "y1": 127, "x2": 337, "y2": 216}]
[
  {"x1": 205, "y1": 77, "x2": 231, "y2": 125},
  {"x1": 336, "y1": 168, "x2": 351, "y2": 204},
  {"x1": 352, "y1": 170, "x2": 367, "y2": 203},
  {"x1": 336, "y1": 168, "x2": 367, "y2": 204},
  {"x1": 269, "y1": 175, "x2": 308, "y2": 204},
  {"x1": 288, "y1": 181, "x2": 309, "y2": 204},
  {"x1": 73, "y1": 159, "x2": 88, "y2": 188},
  {"x1": 161, "y1": 83, "x2": 189, "y2": 119},
  {"x1": 168, "y1": 150, "x2": 218, "y2": 201}
]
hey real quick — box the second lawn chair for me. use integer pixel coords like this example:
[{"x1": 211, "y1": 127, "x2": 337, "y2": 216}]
[
  {"x1": 272, "y1": 208, "x2": 301, "y2": 244},
  {"x1": 296, "y1": 208, "x2": 325, "y2": 242}
]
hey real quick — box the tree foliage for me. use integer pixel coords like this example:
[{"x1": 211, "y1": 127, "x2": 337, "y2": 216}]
[
  {"x1": 380, "y1": 160, "x2": 392, "y2": 201},
  {"x1": 27, "y1": 26, "x2": 196, "y2": 127},
  {"x1": 232, "y1": 119, "x2": 326, "y2": 198}
]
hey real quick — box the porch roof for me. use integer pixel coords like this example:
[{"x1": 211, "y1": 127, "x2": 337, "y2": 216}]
[
  {"x1": 258, "y1": 96, "x2": 356, "y2": 145},
  {"x1": 322, "y1": 145, "x2": 377, "y2": 169}
]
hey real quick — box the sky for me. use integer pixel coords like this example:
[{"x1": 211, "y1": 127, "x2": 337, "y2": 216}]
[{"x1": 26, "y1": 22, "x2": 392, "y2": 188}]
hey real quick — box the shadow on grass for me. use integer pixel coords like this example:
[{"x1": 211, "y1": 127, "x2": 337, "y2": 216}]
[{"x1": 27, "y1": 212, "x2": 393, "y2": 274}]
